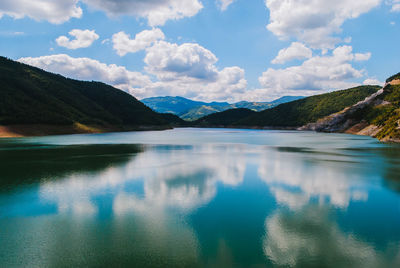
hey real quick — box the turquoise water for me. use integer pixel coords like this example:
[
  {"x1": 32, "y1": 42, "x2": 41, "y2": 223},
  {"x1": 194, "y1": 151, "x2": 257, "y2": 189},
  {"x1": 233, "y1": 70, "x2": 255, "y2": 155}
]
[{"x1": 0, "y1": 128, "x2": 400, "y2": 267}]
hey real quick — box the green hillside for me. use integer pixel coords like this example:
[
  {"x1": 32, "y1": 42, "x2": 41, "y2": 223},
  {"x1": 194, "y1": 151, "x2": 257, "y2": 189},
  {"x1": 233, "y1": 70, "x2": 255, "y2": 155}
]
[
  {"x1": 159, "y1": 113, "x2": 188, "y2": 126},
  {"x1": 235, "y1": 86, "x2": 380, "y2": 127},
  {"x1": 195, "y1": 108, "x2": 256, "y2": 126},
  {"x1": 0, "y1": 56, "x2": 169, "y2": 130},
  {"x1": 191, "y1": 86, "x2": 380, "y2": 128},
  {"x1": 371, "y1": 85, "x2": 400, "y2": 140},
  {"x1": 347, "y1": 84, "x2": 400, "y2": 141}
]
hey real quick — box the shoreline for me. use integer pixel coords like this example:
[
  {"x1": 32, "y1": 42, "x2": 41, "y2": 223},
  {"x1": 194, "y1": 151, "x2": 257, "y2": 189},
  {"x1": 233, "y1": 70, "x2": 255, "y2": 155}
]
[
  {"x1": 1, "y1": 124, "x2": 398, "y2": 143},
  {"x1": 0, "y1": 124, "x2": 172, "y2": 138}
]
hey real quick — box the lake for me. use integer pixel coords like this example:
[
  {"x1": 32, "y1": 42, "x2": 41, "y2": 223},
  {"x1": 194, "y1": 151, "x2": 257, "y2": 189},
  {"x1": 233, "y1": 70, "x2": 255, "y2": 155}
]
[{"x1": 1, "y1": 128, "x2": 400, "y2": 267}]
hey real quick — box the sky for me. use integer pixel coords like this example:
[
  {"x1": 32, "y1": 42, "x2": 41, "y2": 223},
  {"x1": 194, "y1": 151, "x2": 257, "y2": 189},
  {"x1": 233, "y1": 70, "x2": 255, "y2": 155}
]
[{"x1": 0, "y1": 0, "x2": 399, "y2": 102}]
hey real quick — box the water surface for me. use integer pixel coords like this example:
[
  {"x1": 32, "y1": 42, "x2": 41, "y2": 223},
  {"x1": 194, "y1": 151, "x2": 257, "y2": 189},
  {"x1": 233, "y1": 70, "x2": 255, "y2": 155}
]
[{"x1": 1, "y1": 128, "x2": 400, "y2": 267}]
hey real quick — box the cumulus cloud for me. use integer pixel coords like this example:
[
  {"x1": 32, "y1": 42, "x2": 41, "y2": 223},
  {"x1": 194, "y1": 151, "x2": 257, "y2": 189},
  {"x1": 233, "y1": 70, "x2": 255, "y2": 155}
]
[
  {"x1": 217, "y1": 0, "x2": 235, "y2": 11},
  {"x1": 145, "y1": 41, "x2": 219, "y2": 81},
  {"x1": 271, "y1": 42, "x2": 312, "y2": 64},
  {"x1": 265, "y1": 0, "x2": 381, "y2": 49},
  {"x1": 0, "y1": 0, "x2": 203, "y2": 25},
  {"x1": 142, "y1": 40, "x2": 247, "y2": 101},
  {"x1": 112, "y1": 28, "x2": 165, "y2": 56},
  {"x1": 18, "y1": 54, "x2": 151, "y2": 91},
  {"x1": 83, "y1": 0, "x2": 203, "y2": 26},
  {"x1": 56, "y1": 29, "x2": 99, "y2": 49},
  {"x1": 254, "y1": 46, "x2": 369, "y2": 99},
  {"x1": 0, "y1": 0, "x2": 82, "y2": 24}
]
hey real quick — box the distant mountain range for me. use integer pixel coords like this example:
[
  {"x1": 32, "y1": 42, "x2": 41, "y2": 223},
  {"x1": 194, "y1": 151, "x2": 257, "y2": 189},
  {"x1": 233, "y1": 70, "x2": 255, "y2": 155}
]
[
  {"x1": 0, "y1": 56, "x2": 179, "y2": 137},
  {"x1": 142, "y1": 96, "x2": 304, "y2": 121}
]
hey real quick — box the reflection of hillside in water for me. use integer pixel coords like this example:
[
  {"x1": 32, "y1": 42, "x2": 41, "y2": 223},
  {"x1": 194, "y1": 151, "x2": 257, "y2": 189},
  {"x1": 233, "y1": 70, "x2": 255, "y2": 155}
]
[{"x1": 0, "y1": 143, "x2": 143, "y2": 191}]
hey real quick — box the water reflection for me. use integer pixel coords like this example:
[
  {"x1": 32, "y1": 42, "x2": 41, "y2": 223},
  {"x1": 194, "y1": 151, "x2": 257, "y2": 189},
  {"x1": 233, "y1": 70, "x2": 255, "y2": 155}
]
[
  {"x1": 0, "y1": 143, "x2": 143, "y2": 191},
  {"x1": 257, "y1": 147, "x2": 376, "y2": 210},
  {"x1": 34, "y1": 144, "x2": 247, "y2": 217},
  {"x1": 1, "y1": 130, "x2": 400, "y2": 267},
  {"x1": 263, "y1": 206, "x2": 400, "y2": 267}
]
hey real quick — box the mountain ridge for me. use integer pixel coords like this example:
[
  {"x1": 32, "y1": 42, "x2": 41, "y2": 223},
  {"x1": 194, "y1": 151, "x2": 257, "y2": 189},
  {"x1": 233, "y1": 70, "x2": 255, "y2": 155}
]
[
  {"x1": 142, "y1": 96, "x2": 304, "y2": 121},
  {"x1": 0, "y1": 56, "x2": 173, "y2": 137}
]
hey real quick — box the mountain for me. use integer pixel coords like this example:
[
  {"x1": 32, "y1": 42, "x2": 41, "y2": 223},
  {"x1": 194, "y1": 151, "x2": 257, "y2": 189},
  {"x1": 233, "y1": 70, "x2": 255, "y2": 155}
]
[
  {"x1": 141, "y1": 96, "x2": 218, "y2": 115},
  {"x1": 0, "y1": 56, "x2": 172, "y2": 137},
  {"x1": 301, "y1": 77, "x2": 400, "y2": 142},
  {"x1": 193, "y1": 85, "x2": 380, "y2": 128},
  {"x1": 235, "y1": 86, "x2": 380, "y2": 127},
  {"x1": 142, "y1": 96, "x2": 304, "y2": 121}
]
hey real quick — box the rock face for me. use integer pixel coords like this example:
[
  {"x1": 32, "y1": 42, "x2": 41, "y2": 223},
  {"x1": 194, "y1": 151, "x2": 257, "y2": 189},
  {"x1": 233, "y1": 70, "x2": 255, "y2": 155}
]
[
  {"x1": 299, "y1": 89, "x2": 384, "y2": 133},
  {"x1": 300, "y1": 82, "x2": 400, "y2": 143},
  {"x1": 388, "y1": 79, "x2": 400, "y2": 86}
]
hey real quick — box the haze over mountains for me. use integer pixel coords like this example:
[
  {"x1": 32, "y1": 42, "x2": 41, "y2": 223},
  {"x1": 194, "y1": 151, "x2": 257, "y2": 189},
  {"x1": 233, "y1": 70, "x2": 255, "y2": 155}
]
[{"x1": 142, "y1": 96, "x2": 304, "y2": 121}]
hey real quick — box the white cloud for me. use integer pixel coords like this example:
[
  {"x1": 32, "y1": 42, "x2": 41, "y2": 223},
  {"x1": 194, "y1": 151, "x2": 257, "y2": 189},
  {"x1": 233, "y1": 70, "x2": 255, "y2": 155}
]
[
  {"x1": 142, "y1": 41, "x2": 247, "y2": 101},
  {"x1": 363, "y1": 78, "x2": 384, "y2": 86},
  {"x1": 271, "y1": 42, "x2": 312, "y2": 64},
  {"x1": 144, "y1": 41, "x2": 219, "y2": 81},
  {"x1": 217, "y1": 0, "x2": 235, "y2": 11},
  {"x1": 18, "y1": 54, "x2": 152, "y2": 92},
  {"x1": 56, "y1": 29, "x2": 99, "y2": 49},
  {"x1": 390, "y1": 0, "x2": 400, "y2": 12},
  {"x1": 0, "y1": 0, "x2": 82, "y2": 24},
  {"x1": 112, "y1": 28, "x2": 165, "y2": 56},
  {"x1": 354, "y1": 52, "x2": 371, "y2": 61},
  {"x1": 0, "y1": 0, "x2": 203, "y2": 26},
  {"x1": 265, "y1": 0, "x2": 381, "y2": 49},
  {"x1": 140, "y1": 66, "x2": 247, "y2": 102},
  {"x1": 83, "y1": 0, "x2": 203, "y2": 26},
  {"x1": 254, "y1": 46, "x2": 368, "y2": 99}
]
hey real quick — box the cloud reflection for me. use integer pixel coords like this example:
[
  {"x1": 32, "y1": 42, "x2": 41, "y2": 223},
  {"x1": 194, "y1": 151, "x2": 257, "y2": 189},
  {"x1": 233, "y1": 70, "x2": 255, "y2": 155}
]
[
  {"x1": 263, "y1": 207, "x2": 399, "y2": 267},
  {"x1": 258, "y1": 148, "x2": 370, "y2": 209},
  {"x1": 39, "y1": 144, "x2": 247, "y2": 216}
]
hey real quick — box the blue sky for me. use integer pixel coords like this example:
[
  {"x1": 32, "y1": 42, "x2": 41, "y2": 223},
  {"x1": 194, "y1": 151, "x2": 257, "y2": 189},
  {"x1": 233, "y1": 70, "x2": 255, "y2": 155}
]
[{"x1": 0, "y1": 0, "x2": 399, "y2": 102}]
